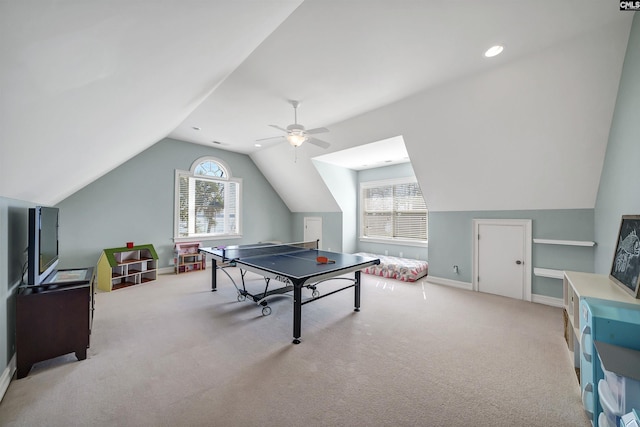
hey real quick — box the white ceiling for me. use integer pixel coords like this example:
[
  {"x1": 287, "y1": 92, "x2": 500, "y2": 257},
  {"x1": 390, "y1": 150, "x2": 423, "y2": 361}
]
[
  {"x1": 313, "y1": 136, "x2": 409, "y2": 171},
  {"x1": 169, "y1": 1, "x2": 628, "y2": 155},
  {"x1": 0, "y1": 0, "x2": 303, "y2": 204},
  {"x1": 0, "y1": 1, "x2": 634, "y2": 213}
]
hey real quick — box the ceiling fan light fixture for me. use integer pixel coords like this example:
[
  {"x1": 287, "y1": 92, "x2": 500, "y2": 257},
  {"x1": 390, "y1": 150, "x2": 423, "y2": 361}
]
[{"x1": 287, "y1": 132, "x2": 307, "y2": 147}]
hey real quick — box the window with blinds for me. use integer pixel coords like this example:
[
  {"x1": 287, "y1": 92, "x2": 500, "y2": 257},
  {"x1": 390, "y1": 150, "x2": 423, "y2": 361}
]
[
  {"x1": 175, "y1": 158, "x2": 241, "y2": 240},
  {"x1": 361, "y1": 180, "x2": 427, "y2": 242}
]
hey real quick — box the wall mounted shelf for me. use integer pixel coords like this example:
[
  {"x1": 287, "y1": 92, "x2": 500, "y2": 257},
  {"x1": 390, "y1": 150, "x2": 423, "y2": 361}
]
[
  {"x1": 533, "y1": 239, "x2": 595, "y2": 279},
  {"x1": 534, "y1": 268, "x2": 565, "y2": 279},
  {"x1": 533, "y1": 239, "x2": 596, "y2": 247}
]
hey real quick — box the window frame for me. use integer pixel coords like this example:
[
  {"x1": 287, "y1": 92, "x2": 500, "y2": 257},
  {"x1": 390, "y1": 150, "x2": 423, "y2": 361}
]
[
  {"x1": 174, "y1": 156, "x2": 242, "y2": 242},
  {"x1": 359, "y1": 177, "x2": 428, "y2": 247}
]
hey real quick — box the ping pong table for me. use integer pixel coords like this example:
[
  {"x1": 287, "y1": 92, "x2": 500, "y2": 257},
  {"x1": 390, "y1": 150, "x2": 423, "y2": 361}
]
[{"x1": 199, "y1": 241, "x2": 380, "y2": 344}]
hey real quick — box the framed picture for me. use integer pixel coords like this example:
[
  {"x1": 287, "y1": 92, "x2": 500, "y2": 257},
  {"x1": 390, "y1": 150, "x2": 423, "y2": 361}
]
[{"x1": 610, "y1": 215, "x2": 640, "y2": 298}]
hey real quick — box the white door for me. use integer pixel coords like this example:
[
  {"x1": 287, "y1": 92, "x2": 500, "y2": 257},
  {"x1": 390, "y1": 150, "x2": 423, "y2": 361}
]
[
  {"x1": 304, "y1": 217, "x2": 322, "y2": 248},
  {"x1": 473, "y1": 219, "x2": 531, "y2": 301}
]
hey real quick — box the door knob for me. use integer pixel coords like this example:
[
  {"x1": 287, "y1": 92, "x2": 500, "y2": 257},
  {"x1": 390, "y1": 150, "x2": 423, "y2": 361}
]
[{"x1": 516, "y1": 260, "x2": 522, "y2": 265}]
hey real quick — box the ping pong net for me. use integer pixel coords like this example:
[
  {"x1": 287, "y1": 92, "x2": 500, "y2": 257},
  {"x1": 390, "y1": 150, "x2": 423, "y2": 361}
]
[{"x1": 216, "y1": 240, "x2": 319, "y2": 262}]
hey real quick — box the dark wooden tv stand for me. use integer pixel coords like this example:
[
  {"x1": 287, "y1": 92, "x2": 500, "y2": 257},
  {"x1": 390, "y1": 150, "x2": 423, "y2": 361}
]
[{"x1": 16, "y1": 267, "x2": 94, "y2": 379}]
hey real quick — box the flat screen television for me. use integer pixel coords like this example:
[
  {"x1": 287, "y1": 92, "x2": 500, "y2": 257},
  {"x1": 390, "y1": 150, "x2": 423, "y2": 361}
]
[{"x1": 27, "y1": 206, "x2": 60, "y2": 286}]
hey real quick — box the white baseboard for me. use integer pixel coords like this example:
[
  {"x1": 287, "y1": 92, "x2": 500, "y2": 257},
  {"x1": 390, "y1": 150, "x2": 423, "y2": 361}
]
[
  {"x1": 531, "y1": 294, "x2": 563, "y2": 307},
  {"x1": 426, "y1": 276, "x2": 563, "y2": 308},
  {"x1": 425, "y1": 276, "x2": 473, "y2": 291},
  {"x1": 1, "y1": 354, "x2": 16, "y2": 403}
]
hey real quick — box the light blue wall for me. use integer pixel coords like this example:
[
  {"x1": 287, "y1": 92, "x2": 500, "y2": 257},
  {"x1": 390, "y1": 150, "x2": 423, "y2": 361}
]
[
  {"x1": 595, "y1": 14, "x2": 640, "y2": 274},
  {"x1": 312, "y1": 160, "x2": 358, "y2": 253},
  {"x1": 1, "y1": 197, "x2": 34, "y2": 379},
  {"x1": 429, "y1": 209, "x2": 595, "y2": 298},
  {"x1": 358, "y1": 162, "x2": 416, "y2": 182},
  {"x1": 56, "y1": 138, "x2": 293, "y2": 269},
  {"x1": 304, "y1": 160, "x2": 426, "y2": 256},
  {"x1": 356, "y1": 162, "x2": 428, "y2": 260}
]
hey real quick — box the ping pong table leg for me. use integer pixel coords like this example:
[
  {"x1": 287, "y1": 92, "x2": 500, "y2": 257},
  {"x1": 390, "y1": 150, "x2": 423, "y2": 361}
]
[
  {"x1": 354, "y1": 270, "x2": 361, "y2": 312},
  {"x1": 293, "y1": 286, "x2": 302, "y2": 344},
  {"x1": 211, "y1": 259, "x2": 217, "y2": 292}
]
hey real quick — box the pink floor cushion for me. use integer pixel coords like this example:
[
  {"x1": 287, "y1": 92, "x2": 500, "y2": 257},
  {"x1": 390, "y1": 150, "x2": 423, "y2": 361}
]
[{"x1": 355, "y1": 253, "x2": 428, "y2": 282}]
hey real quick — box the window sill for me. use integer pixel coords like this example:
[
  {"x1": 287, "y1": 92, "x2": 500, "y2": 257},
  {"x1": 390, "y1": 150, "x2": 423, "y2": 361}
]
[
  {"x1": 173, "y1": 234, "x2": 242, "y2": 243},
  {"x1": 359, "y1": 237, "x2": 427, "y2": 248}
]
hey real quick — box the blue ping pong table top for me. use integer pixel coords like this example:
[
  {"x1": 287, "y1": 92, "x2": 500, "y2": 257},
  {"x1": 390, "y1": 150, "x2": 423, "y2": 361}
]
[{"x1": 200, "y1": 244, "x2": 379, "y2": 281}]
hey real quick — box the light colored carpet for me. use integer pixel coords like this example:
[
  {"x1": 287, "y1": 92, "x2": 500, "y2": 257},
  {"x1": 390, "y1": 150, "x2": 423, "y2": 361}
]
[{"x1": 0, "y1": 268, "x2": 589, "y2": 426}]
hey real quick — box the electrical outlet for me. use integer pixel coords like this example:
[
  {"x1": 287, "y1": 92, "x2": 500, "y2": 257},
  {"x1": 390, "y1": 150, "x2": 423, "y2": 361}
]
[
  {"x1": 453, "y1": 265, "x2": 459, "y2": 274},
  {"x1": 399, "y1": 252, "x2": 403, "y2": 258},
  {"x1": 384, "y1": 250, "x2": 388, "y2": 255}
]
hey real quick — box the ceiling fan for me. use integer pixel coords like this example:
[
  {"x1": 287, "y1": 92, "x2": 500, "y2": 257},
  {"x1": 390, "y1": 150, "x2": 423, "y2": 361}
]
[{"x1": 257, "y1": 100, "x2": 330, "y2": 149}]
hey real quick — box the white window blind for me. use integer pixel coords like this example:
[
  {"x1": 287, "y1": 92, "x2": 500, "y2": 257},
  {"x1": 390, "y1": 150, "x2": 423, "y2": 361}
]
[
  {"x1": 362, "y1": 180, "x2": 427, "y2": 242},
  {"x1": 175, "y1": 157, "x2": 241, "y2": 240}
]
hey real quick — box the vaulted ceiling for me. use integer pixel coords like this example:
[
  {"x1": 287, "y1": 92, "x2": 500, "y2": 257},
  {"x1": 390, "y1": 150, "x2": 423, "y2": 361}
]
[{"x1": 0, "y1": 1, "x2": 633, "y2": 212}]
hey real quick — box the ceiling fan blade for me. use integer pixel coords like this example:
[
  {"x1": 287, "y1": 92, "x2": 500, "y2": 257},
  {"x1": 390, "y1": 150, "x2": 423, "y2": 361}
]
[
  {"x1": 268, "y1": 124, "x2": 288, "y2": 132},
  {"x1": 307, "y1": 137, "x2": 330, "y2": 149},
  {"x1": 256, "y1": 135, "x2": 285, "y2": 142},
  {"x1": 305, "y1": 127, "x2": 329, "y2": 135}
]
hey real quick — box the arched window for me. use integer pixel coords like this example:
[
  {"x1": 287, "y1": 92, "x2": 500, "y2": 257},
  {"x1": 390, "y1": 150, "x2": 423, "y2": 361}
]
[
  {"x1": 174, "y1": 157, "x2": 242, "y2": 240},
  {"x1": 193, "y1": 160, "x2": 226, "y2": 178}
]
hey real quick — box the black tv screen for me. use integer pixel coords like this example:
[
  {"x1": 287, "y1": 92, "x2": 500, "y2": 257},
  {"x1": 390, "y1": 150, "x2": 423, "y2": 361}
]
[{"x1": 27, "y1": 206, "x2": 59, "y2": 285}]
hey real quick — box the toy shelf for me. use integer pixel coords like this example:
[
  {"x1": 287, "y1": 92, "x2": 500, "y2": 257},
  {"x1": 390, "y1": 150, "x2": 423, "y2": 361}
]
[
  {"x1": 174, "y1": 242, "x2": 205, "y2": 274},
  {"x1": 97, "y1": 244, "x2": 158, "y2": 291}
]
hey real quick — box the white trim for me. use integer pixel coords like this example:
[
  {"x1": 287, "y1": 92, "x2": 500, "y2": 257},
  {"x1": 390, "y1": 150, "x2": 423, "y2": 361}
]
[
  {"x1": 173, "y1": 166, "x2": 243, "y2": 240},
  {"x1": 531, "y1": 294, "x2": 563, "y2": 307},
  {"x1": 359, "y1": 237, "x2": 427, "y2": 248},
  {"x1": 189, "y1": 155, "x2": 233, "y2": 177},
  {"x1": 533, "y1": 268, "x2": 564, "y2": 279},
  {"x1": 533, "y1": 239, "x2": 595, "y2": 247},
  {"x1": 425, "y1": 276, "x2": 473, "y2": 291},
  {"x1": 472, "y1": 219, "x2": 533, "y2": 301},
  {"x1": 1, "y1": 354, "x2": 16, "y2": 403},
  {"x1": 173, "y1": 234, "x2": 242, "y2": 243},
  {"x1": 426, "y1": 276, "x2": 563, "y2": 307}
]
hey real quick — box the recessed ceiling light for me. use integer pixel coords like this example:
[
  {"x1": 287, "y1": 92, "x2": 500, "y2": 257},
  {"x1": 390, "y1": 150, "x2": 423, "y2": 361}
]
[
  {"x1": 484, "y1": 45, "x2": 504, "y2": 58},
  {"x1": 255, "y1": 143, "x2": 262, "y2": 147},
  {"x1": 192, "y1": 126, "x2": 201, "y2": 131}
]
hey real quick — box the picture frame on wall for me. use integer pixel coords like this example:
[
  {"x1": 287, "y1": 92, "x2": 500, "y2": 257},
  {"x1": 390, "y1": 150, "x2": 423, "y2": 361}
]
[{"x1": 610, "y1": 215, "x2": 640, "y2": 299}]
